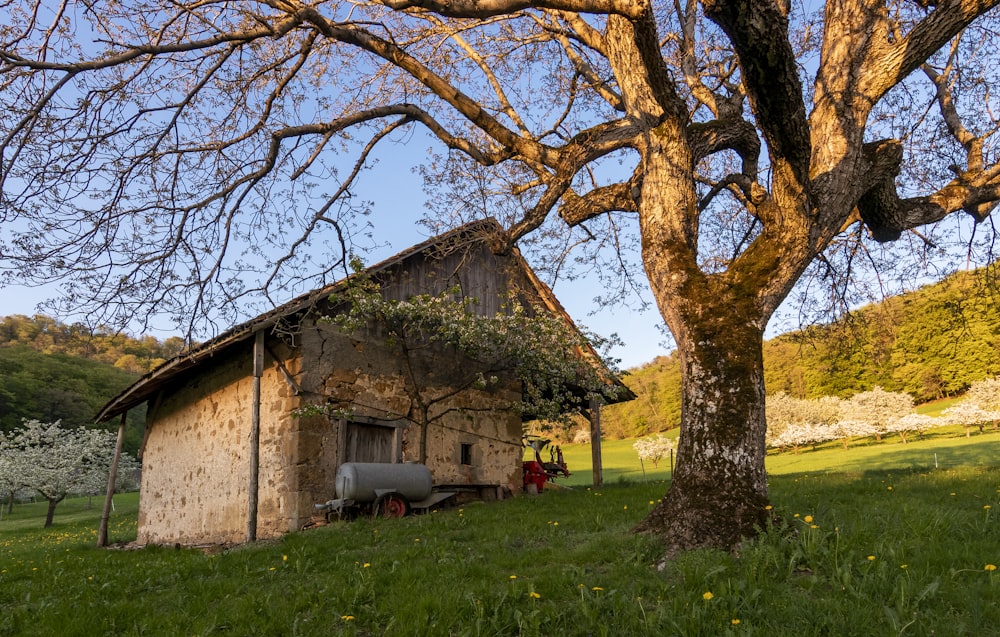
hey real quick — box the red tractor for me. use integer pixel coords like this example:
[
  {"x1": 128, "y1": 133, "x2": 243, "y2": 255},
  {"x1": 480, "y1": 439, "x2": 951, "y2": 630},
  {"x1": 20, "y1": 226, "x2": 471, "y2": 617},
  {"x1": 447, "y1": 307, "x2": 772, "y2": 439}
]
[{"x1": 522, "y1": 435, "x2": 570, "y2": 493}]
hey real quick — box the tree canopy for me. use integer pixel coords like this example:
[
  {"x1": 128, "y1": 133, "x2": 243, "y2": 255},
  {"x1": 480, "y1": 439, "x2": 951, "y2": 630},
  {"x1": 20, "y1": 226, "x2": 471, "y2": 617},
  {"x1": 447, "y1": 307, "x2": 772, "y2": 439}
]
[{"x1": 3, "y1": 0, "x2": 1000, "y2": 552}]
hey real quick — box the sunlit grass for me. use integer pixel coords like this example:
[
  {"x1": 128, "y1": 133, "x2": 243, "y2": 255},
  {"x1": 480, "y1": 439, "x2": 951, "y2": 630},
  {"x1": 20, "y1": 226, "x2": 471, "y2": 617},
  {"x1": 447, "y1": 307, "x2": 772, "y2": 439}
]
[
  {"x1": 553, "y1": 424, "x2": 1000, "y2": 486},
  {"x1": 2, "y1": 441, "x2": 998, "y2": 635}
]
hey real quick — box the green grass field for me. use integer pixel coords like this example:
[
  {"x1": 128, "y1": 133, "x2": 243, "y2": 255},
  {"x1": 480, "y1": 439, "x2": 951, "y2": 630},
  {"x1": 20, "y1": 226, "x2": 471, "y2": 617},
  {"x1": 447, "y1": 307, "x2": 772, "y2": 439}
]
[
  {"x1": 2, "y1": 427, "x2": 998, "y2": 636},
  {"x1": 550, "y1": 423, "x2": 1000, "y2": 486}
]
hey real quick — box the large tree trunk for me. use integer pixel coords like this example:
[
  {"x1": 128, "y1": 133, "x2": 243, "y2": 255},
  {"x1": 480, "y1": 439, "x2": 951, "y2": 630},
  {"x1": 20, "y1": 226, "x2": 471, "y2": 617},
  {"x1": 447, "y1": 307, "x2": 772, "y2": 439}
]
[
  {"x1": 634, "y1": 313, "x2": 770, "y2": 553},
  {"x1": 631, "y1": 136, "x2": 810, "y2": 552}
]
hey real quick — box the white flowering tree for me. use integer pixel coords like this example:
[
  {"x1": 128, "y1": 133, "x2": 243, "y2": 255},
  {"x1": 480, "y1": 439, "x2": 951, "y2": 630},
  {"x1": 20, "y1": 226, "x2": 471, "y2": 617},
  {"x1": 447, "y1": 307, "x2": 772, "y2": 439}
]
[
  {"x1": 885, "y1": 413, "x2": 935, "y2": 444},
  {"x1": 0, "y1": 430, "x2": 22, "y2": 515},
  {"x1": 769, "y1": 422, "x2": 838, "y2": 452},
  {"x1": 964, "y1": 377, "x2": 1000, "y2": 410},
  {"x1": 842, "y1": 388, "x2": 915, "y2": 442},
  {"x1": 325, "y1": 268, "x2": 624, "y2": 463},
  {"x1": 955, "y1": 377, "x2": 1000, "y2": 434},
  {"x1": 766, "y1": 393, "x2": 843, "y2": 452},
  {"x1": 5, "y1": 420, "x2": 140, "y2": 527},
  {"x1": 633, "y1": 435, "x2": 676, "y2": 475},
  {"x1": 766, "y1": 390, "x2": 927, "y2": 450},
  {"x1": 942, "y1": 400, "x2": 1000, "y2": 438}
]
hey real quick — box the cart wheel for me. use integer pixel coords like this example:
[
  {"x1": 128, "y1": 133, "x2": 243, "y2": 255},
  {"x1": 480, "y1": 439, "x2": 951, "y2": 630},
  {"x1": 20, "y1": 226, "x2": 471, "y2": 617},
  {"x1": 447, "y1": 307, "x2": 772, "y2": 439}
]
[{"x1": 376, "y1": 494, "x2": 410, "y2": 518}]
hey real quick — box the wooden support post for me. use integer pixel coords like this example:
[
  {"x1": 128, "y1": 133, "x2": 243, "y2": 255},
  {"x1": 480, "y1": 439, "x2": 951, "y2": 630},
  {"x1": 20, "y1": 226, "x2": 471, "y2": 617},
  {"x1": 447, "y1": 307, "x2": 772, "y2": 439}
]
[
  {"x1": 248, "y1": 330, "x2": 265, "y2": 543},
  {"x1": 589, "y1": 395, "x2": 603, "y2": 488},
  {"x1": 97, "y1": 412, "x2": 127, "y2": 547}
]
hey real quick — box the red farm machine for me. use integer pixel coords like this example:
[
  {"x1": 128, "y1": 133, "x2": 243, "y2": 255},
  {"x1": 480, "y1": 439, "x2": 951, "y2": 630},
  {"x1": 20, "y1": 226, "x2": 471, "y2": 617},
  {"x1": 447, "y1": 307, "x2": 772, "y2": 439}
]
[{"x1": 521, "y1": 435, "x2": 570, "y2": 493}]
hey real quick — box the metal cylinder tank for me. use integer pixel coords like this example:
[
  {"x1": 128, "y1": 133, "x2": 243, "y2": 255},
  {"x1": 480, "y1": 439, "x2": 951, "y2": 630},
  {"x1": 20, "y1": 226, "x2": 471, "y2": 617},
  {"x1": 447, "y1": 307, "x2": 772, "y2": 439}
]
[{"x1": 335, "y1": 462, "x2": 434, "y2": 502}]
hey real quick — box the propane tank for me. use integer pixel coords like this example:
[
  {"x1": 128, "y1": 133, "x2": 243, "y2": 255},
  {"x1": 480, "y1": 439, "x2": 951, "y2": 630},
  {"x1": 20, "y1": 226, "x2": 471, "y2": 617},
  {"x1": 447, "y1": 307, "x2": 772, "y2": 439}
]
[{"x1": 335, "y1": 462, "x2": 434, "y2": 502}]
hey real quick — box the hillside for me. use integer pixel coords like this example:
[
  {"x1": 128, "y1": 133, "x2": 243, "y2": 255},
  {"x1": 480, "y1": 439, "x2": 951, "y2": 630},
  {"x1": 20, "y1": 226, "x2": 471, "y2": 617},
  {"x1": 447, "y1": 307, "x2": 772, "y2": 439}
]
[
  {"x1": 600, "y1": 266, "x2": 1000, "y2": 439},
  {"x1": 0, "y1": 314, "x2": 186, "y2": 373},
  {"x1": 0, "y1": 314, "x2": 186, "y2": 453}
]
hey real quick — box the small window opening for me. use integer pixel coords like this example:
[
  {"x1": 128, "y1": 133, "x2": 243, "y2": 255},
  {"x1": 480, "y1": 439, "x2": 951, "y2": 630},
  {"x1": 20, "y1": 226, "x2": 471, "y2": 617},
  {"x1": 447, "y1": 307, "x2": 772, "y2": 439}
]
[{"x1": 460, "y1": 443, "x2": 473, "y2": 465}]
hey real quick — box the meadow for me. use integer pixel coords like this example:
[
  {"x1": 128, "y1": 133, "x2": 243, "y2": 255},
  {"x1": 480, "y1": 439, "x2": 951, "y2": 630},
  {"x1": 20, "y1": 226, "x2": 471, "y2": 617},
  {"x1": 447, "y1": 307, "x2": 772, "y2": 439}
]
[
  {"x1": 553, "y1": 418, "x2": 997, "y2": 486},
  {"x1": 1, "y1": 426, "x2": 998, "y2": 636}
]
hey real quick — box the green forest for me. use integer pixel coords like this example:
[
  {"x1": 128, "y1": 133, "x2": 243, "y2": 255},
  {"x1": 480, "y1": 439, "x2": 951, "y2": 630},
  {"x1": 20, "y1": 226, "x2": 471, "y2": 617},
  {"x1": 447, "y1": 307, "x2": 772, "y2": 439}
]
[
  {"x1": 3, "y1": 265, "x2": 999, "y2": 447},
  {"x1": 0, "y1": 315, "x2": 186, "y2": 453},
  {"x1": 600, "y1": 266, "x2": 1000, "y2": 439}
]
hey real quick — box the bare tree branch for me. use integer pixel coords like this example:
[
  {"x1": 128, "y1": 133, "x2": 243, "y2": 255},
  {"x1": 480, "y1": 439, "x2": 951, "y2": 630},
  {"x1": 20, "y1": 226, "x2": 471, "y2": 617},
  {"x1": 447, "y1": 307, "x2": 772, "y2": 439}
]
[{"x1": 376, "y1": 0, "x2": 651, "y2": 19}]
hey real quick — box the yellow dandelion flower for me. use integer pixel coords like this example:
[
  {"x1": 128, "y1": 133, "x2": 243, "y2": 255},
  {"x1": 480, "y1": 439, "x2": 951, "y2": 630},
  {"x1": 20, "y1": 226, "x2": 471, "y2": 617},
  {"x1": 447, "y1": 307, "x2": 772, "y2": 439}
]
[
  {"x1": 282, "y1": 555, "x2": 288, "y2": 562},
  {"x1": 986, "y1": 564, "x2": 997, "y2": 571},
  {"x1": 764, "y1": 504, "x2": 773, "y2": 510},
  {"x1": 363, "y1": 563, "x2": 371, "y2": 568},
  {"x1": 900, "y1": 564, "x2": 908, "y2": 569},
  {"x1": 804, "y1": 515, "x2": 814, "y2": 524},
  {"x1": 867, "y1": 555, "x2": 876, "y2": 561},
  {"x1": 731, "y1": 619, "x2": 741, "y2": 625},
  {"x1": 529, "y1": 591, "x2": 541, "y2": 599},
  {"x1": 810, "y1": 524, "x2": 819, "y2": 529},
  {"x1": 702, "y1": 591, "x2": 713, "y2": 600},
  {"x1": 509, "y1": 575, "x2": 517, "y2": 580},
  {"x1": 592, "y1": 586, "x2": 604, "y2": 591},
  {"x1": 984, "y1": 505, "x2": 992, "y2": 510},
  {"x1": 341, "y1": 615, "x2": 355, "y2": 621}
]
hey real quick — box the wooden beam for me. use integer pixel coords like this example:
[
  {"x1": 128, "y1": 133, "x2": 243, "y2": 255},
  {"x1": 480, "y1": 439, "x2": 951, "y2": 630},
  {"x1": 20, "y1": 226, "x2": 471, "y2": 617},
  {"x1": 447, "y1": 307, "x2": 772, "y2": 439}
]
[
  {"x1": 589, "y1": 395, "x2": 603, "y2": 488},
  {"x1": 248, "y1": 330, "x2": 265, "y2": 542},
  {"x1": 97, "y1": 412, "x2": 127, "y2": 547}
]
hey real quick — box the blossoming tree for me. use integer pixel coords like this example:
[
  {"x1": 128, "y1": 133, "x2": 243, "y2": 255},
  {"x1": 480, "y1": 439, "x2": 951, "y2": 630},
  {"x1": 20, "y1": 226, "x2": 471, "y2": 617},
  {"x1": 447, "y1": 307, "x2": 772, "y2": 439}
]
[
  {"x1": 841, "y1": 388, "x2": 915, "y2": 442},
  {"x1": 633, "y1": 434, "x2": 676, "y2": 471},
  {"x1": 4, "y1": 420, "x2": 140, "y2": 527}
]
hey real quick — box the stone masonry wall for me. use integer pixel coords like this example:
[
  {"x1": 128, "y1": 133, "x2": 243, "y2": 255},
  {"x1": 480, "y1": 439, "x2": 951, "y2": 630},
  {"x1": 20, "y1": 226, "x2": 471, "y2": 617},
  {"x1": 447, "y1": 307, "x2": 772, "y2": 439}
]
[{"x1": 137, "y1": 341, "x2": 300, "y2": 545}]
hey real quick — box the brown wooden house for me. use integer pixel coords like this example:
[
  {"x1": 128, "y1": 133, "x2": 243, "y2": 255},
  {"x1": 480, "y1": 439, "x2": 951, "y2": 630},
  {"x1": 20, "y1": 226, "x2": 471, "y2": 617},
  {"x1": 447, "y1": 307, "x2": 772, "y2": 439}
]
[{"x1": 97, "y1": 219, "x2": 630, "y2": 545}]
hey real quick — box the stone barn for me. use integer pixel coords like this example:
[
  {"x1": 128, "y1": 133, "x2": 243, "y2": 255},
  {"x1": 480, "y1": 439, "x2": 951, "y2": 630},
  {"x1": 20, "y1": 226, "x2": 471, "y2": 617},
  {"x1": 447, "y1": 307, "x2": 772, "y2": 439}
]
[{"x1": 97, "y1": 219, "x2": 630, "y2": 545}]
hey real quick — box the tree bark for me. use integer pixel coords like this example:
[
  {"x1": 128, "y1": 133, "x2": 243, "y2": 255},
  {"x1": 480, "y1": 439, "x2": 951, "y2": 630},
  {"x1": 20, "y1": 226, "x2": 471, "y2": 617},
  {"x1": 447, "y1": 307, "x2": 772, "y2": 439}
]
[
  {"x1": 43, "y1": 495, "x2": 64, "y2": 528},
  {"x1": 634, "y1": 314, "x2": 769, "y2": 554}
]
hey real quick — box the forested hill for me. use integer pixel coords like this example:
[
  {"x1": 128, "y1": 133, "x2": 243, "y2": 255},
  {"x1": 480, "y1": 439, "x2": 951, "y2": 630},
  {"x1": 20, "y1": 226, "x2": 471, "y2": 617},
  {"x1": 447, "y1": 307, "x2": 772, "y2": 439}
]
[
  {"x1": 600, "y1": 267, "x2": 1000, "y2": 440},
  {"x1": 0, "y1": 314, "x2": 187, "y2": 452},
  {"x1": 0, "y1": 314, "x2": 186, "y2": 373}
]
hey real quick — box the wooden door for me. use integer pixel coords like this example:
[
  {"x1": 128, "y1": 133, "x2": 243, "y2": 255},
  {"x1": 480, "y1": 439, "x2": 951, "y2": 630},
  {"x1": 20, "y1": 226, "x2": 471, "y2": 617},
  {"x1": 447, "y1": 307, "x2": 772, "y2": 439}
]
[{"x1": 344, "y1": 422, "x2": 398, "y2": 463}]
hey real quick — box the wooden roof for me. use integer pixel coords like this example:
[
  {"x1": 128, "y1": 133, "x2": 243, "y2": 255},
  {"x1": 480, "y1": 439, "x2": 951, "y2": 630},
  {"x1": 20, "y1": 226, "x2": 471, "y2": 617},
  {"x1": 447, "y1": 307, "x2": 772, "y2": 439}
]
[{"x1": 96, "y1": 219, "x2": 632, "y2": 422}]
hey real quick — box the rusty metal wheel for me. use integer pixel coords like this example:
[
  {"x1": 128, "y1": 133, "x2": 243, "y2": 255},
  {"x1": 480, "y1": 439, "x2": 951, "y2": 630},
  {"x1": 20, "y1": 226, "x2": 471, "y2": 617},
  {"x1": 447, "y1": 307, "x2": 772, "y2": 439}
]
[{"x1": 376, "y1": 494, "x2": 410, "y2": 518}]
